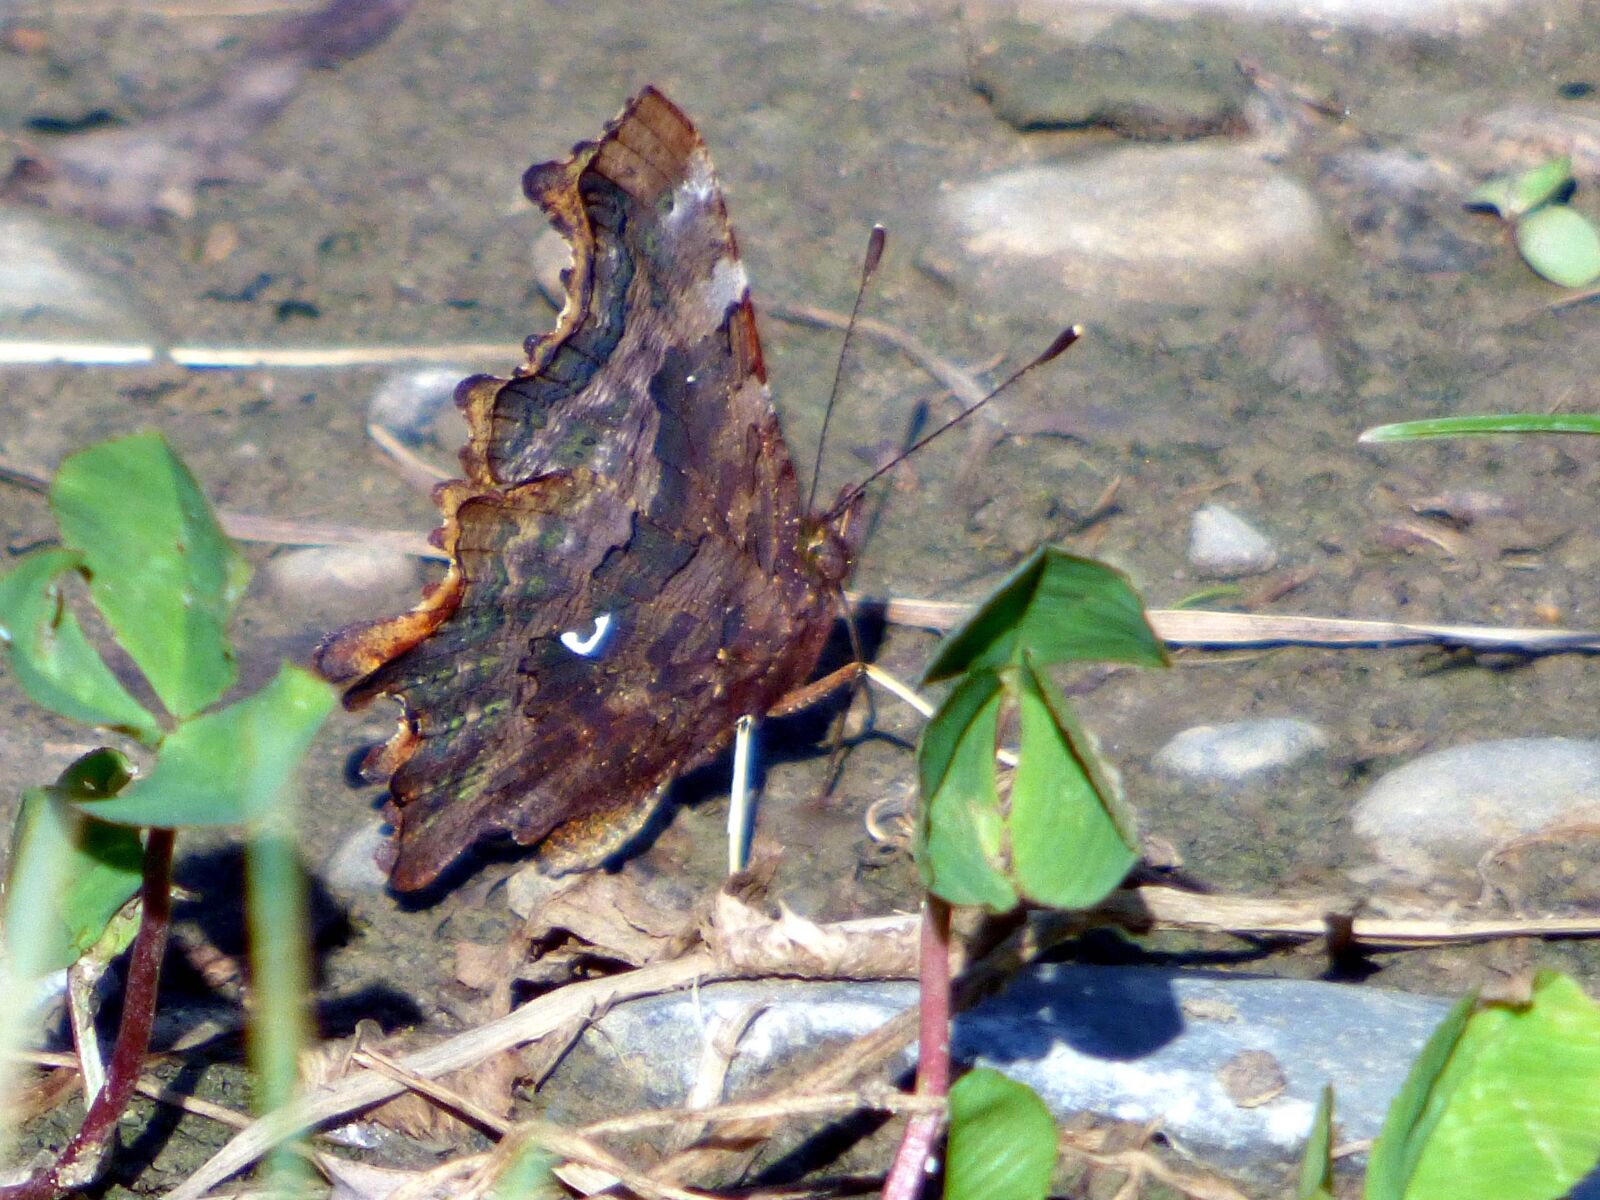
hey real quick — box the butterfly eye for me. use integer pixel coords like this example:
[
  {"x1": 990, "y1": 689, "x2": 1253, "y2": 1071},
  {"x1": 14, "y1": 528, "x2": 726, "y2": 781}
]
[{"x1": 558, "y1": 612, "x2": 614, "y2": 658}]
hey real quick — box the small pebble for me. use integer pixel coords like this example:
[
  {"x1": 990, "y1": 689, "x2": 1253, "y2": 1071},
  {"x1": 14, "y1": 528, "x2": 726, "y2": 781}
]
[
  {"x1": 531, "y1": 227, "x2": 574, "y2": 307},
  {"x1": 1188, "y1": 503, "x2": 1279, "y2": 578},
  {"x1": 367, "y1": 367, "x2": 471, "y2": 443},
  {"x1": 264, "y1": 545, "x2": 419, "y2": 606},
  {"x1": 1231, "y1": 287, "x2": 1349, "y2": 395},
  {"x1": 320, "y1": 819, "x2": 392, "y2": 897},
  {"x1": 1154, "y1": 718, "x2": 1328, "y2": 783}
]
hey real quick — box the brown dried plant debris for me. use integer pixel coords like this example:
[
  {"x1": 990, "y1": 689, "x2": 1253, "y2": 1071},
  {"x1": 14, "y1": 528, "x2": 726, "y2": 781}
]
[{"x1": 303, "y1": 1019, "x2": 519, "y2": 1149}]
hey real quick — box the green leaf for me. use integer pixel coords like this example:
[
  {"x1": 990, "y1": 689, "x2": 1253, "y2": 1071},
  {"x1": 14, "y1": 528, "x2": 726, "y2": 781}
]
[
  {"x1": 78, "y1": 663, "x2": 334, "y2": 828},
  {"x1": 1465, "y1": 156, "x2": 1573, "y2": 220},
  {"x1": 916, "y1": 671, "x2": 1017, "y2": 911},
  {"x1": 55, "y1": 746, "x2": 136, "y2": 798},
  {"x1": 51, "y1": 432, "x2": 250, "y2": 719},
  {"x1": 1399, "y1": 973, "x2": 1600, "y2": 1200},
  {"x1": 944, "y1": 1068, "x2": 1057, "y2": 1200},
  {"x1": 1008, "y1": 656, "x2": 1137, "y2": 908},
  {"x1": 0, "y1": 548, "x2": 160, "y2": 742},
  {"x1": 1515, "y1": 204, "x2": 1600, "y2": 288},
  {"x1": 1297, "y1": 1085, "x2": 1335, "y2": 1200},
  {"x1": 488, "y1": 1134, "x2": 562, "y2": 1199},
  {"x1": 922, "y1": 547, "x2": 1167, "y2": 683},
  {"x1": 1173, "y1": 583, "x2": 1243, "y2": 609},
  {"x1": 1365, "y1": 992, "x2": 1477, "y2": 1200},
  {"x1": 3, "y1": 750, "x2": 144, "y2": 975},
  {"x1": 1360, "y1": 413, "x2": 1600, "y2": 442}
]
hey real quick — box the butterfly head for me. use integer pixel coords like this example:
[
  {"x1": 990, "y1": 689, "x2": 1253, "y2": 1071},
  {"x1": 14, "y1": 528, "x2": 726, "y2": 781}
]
[{"x1": 804, "y1": 485, "x2": 866, "y2": 589}]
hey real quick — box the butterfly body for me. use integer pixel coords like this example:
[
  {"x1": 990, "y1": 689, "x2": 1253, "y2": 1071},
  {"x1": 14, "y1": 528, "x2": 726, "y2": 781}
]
[{"x1": 316, "y1": 88, "x2": 860, "y2": 892}]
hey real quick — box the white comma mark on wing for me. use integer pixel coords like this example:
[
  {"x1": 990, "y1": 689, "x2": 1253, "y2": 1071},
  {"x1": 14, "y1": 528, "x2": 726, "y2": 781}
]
[{"x1": 559, "y1": 612, "x2": 614, "y2": 658}]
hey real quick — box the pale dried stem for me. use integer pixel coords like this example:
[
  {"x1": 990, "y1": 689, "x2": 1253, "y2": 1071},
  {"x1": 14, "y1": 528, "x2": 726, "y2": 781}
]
[
  {"x1": 7, "y1": 447, "x2": 1600, "y2": 651},
  {"x1": 159, "y1": 890, "x2": 1597, "y2": 1197}
]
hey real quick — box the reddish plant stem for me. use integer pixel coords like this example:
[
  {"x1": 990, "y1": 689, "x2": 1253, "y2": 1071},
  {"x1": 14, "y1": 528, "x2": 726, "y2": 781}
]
[
  {"x1": 881, "y1": 894, "x2": 953, "y2": 1200},
  {"x1": 914, "y1": 894, "x2": 953, "y2": 1098},
  {"x1": 0, "y1": 829, "x2": 175, "y2": 1200}
]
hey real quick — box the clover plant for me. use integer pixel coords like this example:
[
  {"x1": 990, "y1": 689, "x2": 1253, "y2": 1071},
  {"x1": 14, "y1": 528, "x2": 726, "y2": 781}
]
[{"x1": 0, "y1": 432, "x2": 332, "y2": 1197}]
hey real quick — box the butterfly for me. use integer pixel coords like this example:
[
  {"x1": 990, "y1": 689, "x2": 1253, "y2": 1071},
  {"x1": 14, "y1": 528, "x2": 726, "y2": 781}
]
[{"x1": 316, "y1": 87, "x2": 864, "y2": 892}]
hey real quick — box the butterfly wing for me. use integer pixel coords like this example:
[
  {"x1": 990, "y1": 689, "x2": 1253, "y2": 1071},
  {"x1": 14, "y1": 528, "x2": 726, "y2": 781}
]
[{"x1": 317, "y1": 88, "x2": 850, "y2": 891}]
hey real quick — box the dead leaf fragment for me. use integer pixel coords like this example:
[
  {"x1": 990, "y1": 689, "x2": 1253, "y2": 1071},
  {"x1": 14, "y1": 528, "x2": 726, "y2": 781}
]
[
  {"x1": 518, "y1": 870, "x2": 698, "y2": 968},
  {"x1": 1217, "y1": 1049, "x2": 1287, "y2": 1108},
  {"x1": 303, "y1": 1023, "x2": 518, "y2": 1148}
]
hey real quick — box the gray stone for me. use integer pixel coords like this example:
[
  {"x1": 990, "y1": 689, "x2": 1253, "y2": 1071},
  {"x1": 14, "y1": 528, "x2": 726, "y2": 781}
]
[
  {"x1": 577, "y1": 963, "x2": 1464, "y2": 1180},
  {"x1": 1440, "y1": 103, "x2": 1600, "y2": 182},
  {"x1": 985, "y1": 0, "x2": 1511, "y2": 32},
  {"x1": 935, "y1": 144, "x2": 1326, "y2": 312},
  {"x1": 1188, "y1": 503, "x2": 1279, "y2": 577},
  {"x1": 1353, "y1": 737, "x2": 1600, "y2": 877},
  {"x1": 367, "y1": 367, "x2": 471, "y2": 444},
  {"x1": 320, "y1": 819, "x2": 392, "y2": 898},
  {"x1": 263, "y1": 545, "x2": 419, "y2": 609},
  {"x1": 1154, "y1": 718, "x2": 1328, "y2": 782},
  {"x1": 0, "y1": 211, "x2": 153, "y2": 342},
  {"x1": 970, "y1": 15, "x2": 1246, "y2": 137},
  {"x1": 531, "y1": 227, "x2": 573, "y2": 308}
]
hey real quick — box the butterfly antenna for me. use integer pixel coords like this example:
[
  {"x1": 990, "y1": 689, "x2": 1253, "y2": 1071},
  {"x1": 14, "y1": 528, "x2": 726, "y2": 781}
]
[
  {"x1": 806, "y1": 224, "x2": 887, "y2": 514},
  {"x1": 824, "y1": 324, "x2": 1083, "y2": 522}
]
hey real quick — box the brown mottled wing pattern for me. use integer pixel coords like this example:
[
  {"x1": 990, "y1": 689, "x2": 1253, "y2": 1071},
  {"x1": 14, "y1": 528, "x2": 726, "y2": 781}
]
[{"x1": 316, "y1": 88, "x2": 857, "y2": 892}]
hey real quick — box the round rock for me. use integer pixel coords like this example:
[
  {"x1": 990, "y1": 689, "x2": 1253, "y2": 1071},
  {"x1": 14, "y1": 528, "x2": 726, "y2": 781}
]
[
  {"x1": 1188, "y1": 503, "x2": 1279, "y2": 578},
  {"x1": 320, "y1": 819, "x2": 392, "y2": 898},
  {"x1": 935, "y1": 143, "x2": 1326, "y2": 311},
  {"x1": 1354, "y1": 737, "x2": 1600, "y2": 877},
  {"x1": 367, "y1": 367, "x2": 471, "y2": 444},
  {"x1": 263, "y1": 546, "x2": 420, "y2": 626},
  {"x1": 1154, "y1": 718, "x2": 1328, "y2": 783}
]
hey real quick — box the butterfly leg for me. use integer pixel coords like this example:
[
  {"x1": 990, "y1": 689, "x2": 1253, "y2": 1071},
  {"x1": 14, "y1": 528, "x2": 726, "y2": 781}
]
[
  {"x1": 727, "y1": 714, "x2": 757, "y2": 874},
  {"x1": 763, "y1": 661, "x2": 865, "y2": 718}
]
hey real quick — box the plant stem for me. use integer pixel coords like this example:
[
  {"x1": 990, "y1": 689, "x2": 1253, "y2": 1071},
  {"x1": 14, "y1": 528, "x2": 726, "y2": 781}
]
[
  {"x1": 0, "y1": 829, "x2": 175, "y2": 1200},
  {"x1": 245, "y1": 820, "x2": 312, "y2": 1188},
  {"x1": 881, "y1": 894, "x2": 953, "y2": 1200}
]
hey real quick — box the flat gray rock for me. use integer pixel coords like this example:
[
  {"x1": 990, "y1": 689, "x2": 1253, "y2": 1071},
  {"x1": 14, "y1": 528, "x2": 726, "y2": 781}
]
[
  {"x1": 320, "y1": 819, "x2": 393, "y2": 898},
  {"x1": 0, "y1": 211, "x2": 153, "y2": 342},
  {"x1": 581, "y1": 964, "x2": 1461, "y2": 1180},
  {"x1": 969, "y1": 15, "x2": 1247, "y2": 136},
  {"x1": 936, "y1": 144, "x2": 1326, "y2": 312},
  {"x1": 262, "y1": 545, "x2": 423, "y2": 638},
  {"x1": 1353, "y1": 737, "x2": 1600, "y2": 877},
  {"x1": 984, "y1": 0, "x2": 1512, "y2": 31}
]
